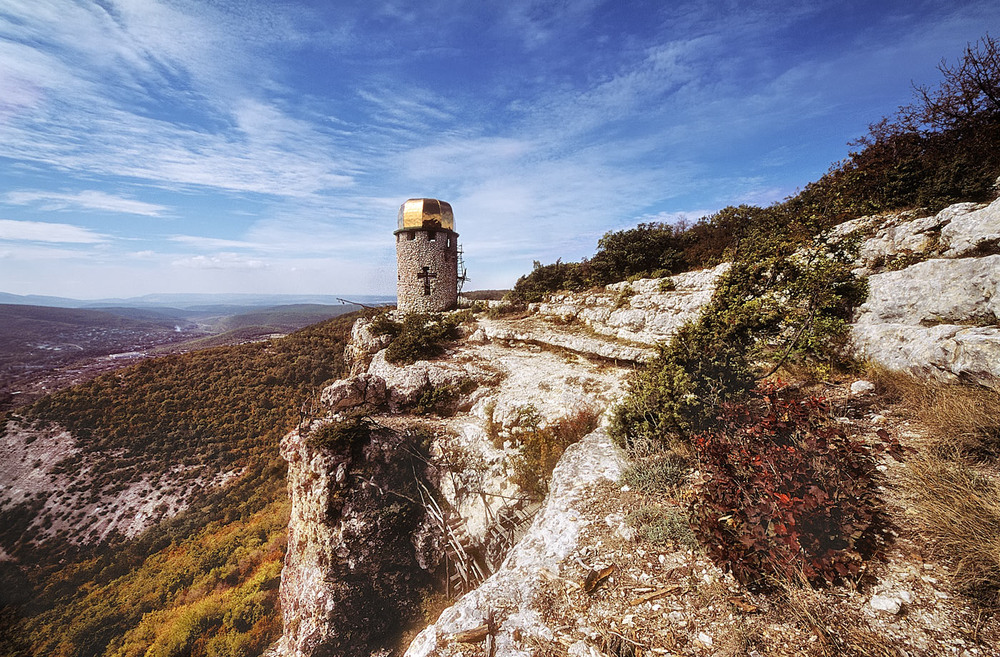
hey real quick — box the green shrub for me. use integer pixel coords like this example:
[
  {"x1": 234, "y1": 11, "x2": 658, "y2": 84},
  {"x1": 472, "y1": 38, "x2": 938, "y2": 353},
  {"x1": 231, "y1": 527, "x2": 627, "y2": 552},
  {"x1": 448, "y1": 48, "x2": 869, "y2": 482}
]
[
  {"x1": 382, "y1": 313, "x2": 460, "y2": 364},
  {"x1": 309, "y1": 415, "x2": 373, "y2": 453},
  {"x1": 627, "y1": 505, "x2": 697, "y2": 548},
  {"x1": 612, "y1": 285, "x2": 635, "y2": 309},
  {"x1": 783, "y1": 35, "x2": 1000, "y2": 223},
  {"x1": 658, "y1": 279, "x2": 676, "y2": 293},
  {"x1": 366, "y1": 312, "x2": 401, "y2": 339},
  {"x1": 485, "y1": 301, "x2": 527, "y2": 318},
  {"x1": 689, "y1": 383, "x2": 890, "y2": 589},
  {"x1": 589, "y1": 222, "x2": 686, "y2": 283},
  {"x1": 610, "y1": 204, "x2": 866, "y2": 448},
  {"x1": 609, "y1": 318, "x2": 754, "y2": 446},
  {"x1": 620, "y1": 451, "x2": 690, "y2": 493},
  {"x1": 510, "y1": 259, "x2": 595, "y2": 302},
  {"x1": 410, "y1": 380, "x2": 478, "y2": 416}
]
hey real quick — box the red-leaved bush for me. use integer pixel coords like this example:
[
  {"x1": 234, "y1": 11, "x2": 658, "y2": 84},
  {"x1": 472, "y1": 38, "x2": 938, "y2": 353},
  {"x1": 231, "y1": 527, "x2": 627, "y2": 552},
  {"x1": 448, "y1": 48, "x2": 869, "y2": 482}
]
[{"x1": 689, "y1": 383, "x2": 892, "y2": 588}]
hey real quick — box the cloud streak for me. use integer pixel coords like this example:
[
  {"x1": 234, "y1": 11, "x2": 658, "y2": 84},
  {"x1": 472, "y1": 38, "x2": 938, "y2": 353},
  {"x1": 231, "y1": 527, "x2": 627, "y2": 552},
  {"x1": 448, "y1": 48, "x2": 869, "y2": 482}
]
[
  {"x1": 0, "y1": 0, "x2": 361, "y2": 198},
  {"x1": 0, "y1": 219, "x2": 108, "y2": 243},
  {"x1": 5, "y1": 190, "x2": 167, "y2": 216}
]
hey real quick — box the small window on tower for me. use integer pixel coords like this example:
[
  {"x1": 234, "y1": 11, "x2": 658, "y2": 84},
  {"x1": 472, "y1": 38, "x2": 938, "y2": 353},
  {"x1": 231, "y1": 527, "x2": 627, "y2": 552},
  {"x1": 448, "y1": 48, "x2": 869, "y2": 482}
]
[
  {"x1": 407, "y1": 231, "x2": 415, "y2": 240},
  {"x1": 446, "y1": 236, "x2": 451, "y2": 247},
  {"x1": 429, "y1": 231, "x2": 437, "y2": 242}
]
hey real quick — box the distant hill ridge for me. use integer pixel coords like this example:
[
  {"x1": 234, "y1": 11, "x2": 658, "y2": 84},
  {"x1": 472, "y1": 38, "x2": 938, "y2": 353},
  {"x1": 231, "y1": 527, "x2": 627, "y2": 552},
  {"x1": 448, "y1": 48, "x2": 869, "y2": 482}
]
[{"x1": 0, "y1": 291, "x2": 395, "y2": 310}]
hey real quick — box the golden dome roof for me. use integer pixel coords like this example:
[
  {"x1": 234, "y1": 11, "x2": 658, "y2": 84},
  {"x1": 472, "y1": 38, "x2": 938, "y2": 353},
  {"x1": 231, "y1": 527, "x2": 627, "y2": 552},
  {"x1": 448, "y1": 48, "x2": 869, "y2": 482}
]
[{"x1": 397, "y1": 198, "x2": 454, "y2": 231}]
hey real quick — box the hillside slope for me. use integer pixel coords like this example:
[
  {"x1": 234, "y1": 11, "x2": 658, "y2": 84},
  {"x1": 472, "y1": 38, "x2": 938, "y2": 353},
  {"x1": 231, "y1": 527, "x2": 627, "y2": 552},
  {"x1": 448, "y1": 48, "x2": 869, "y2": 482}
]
[{"x1": 0, "y1": 313, "x2": 359, "y2": 657}]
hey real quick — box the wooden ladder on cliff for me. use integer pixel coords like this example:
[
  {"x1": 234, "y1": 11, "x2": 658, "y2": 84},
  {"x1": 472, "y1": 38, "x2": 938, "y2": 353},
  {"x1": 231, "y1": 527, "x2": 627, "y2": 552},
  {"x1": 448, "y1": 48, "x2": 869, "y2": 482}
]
[
  {"x1": 416, "y1": 481, "x2": 490, "y2": 598},
  {"x1": 483, "y1": 501, "x2": 542, "y2": 569}
]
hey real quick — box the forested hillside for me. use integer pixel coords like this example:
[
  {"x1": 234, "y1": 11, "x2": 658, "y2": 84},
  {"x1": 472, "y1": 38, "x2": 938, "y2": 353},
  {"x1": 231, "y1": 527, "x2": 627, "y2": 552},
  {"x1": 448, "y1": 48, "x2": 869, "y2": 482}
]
[{"x1": 0, "y1": 312, "x2": 359, "y2": 657}]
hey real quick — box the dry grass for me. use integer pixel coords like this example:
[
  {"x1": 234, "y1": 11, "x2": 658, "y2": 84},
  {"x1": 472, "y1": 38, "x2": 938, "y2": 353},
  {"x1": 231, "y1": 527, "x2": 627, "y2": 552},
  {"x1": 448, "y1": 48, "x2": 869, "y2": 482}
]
[
  {"x1": 904, "y1": 454, "x2": 1000, "y2": 605},
  {"x1": 866, "y1": 367, "x2": 1000, "y2": 606},
  {"x1": 779, "y1": 583, "x2": 901, "y2": 657},
  {"x1": 867, "y1": 367, "x2": 1000, "y2": 458},
  {"x1": 509, "y1": 404, "x2": 602, "y2": 498}
]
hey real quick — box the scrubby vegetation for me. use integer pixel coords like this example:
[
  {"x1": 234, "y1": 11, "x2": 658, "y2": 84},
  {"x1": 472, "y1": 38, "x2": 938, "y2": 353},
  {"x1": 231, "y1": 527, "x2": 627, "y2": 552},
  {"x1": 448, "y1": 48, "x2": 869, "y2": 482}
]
[
  {"x1": 869, "y1": 368, "x2": 1000, "y2": 459},
  {"x1": 497, "y1": 404, "x2": 602, "y2": 499},
  {"x1": 369, "y1": 312, "x2": 463, "y2": 364},
  {"x1": 868, "y1": 368, "x2": 1000, "y2": 605},
  {"x1": 689, "y1": 383, "x2": 891, "y2": 589},
  {"x1": 790, "y1": 35, "x2": 1000, "y2": 221},
  {"x1": 510, "y1": 217, "x2": 734, "y2": 302},
  {"x1": 460, "y1": 289, "x2": 508, "y2": 301},
  {"x1": 609, "y1": 205, "x2": 864, "y2": 446},
  {"x1": 619, "y1": 440, "x2": 690, "y2": 493},
  {"x1": 410, "y1": 379, "x2": 478, "y2": 416},
  {"x1": 905, "y1": 455, "x2": 1000, "y2": 604},
  {"x1": 310, "y1": 413, "x2": 378, "y2": 452},
  {"x1": 607, "y1": 34, "x2": 1000, "y2": 593},
  {"x1": 626, "y1": 505, "x2": 696, "y2": 549}
]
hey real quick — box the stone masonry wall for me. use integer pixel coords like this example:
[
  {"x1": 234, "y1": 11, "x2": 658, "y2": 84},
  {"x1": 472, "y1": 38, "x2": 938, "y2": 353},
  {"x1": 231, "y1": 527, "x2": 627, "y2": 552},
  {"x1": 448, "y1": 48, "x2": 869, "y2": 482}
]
[{"x1": 396, "y1": 228, "x2": 458, "y2": 313}]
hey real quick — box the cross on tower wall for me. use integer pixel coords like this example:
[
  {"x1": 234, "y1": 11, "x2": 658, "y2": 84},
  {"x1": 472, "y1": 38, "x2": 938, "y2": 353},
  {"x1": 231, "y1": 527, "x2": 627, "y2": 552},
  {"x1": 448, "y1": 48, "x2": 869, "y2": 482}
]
[{"x1": 417, "y1": 266, "x2": 437, "y2": 296}]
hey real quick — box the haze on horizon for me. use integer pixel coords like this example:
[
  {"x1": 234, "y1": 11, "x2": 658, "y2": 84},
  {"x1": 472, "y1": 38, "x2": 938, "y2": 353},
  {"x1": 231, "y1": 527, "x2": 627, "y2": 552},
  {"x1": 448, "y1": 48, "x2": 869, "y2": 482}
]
[{"x1": 1, "y1": 0, "x2": 998, "y2": 300}]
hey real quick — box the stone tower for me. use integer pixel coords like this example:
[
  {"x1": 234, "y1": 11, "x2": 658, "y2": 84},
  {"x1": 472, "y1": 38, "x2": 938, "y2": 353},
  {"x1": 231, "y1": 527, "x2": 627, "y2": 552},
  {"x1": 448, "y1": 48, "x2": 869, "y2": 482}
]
[{"x1": 395, "y1": 198, "x2": 459, "y2": 313}]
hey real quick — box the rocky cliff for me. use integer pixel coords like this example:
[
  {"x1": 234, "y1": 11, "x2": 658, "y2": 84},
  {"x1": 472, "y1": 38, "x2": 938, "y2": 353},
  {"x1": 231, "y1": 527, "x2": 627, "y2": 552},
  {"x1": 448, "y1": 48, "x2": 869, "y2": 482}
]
[
  {"x1": 845, "y1": 197, "x2": 1000, "y2": 388},
  {"x1": 271, "y1": 269, "x2": 721, "y2": 657},
  {"x1": 271, "y1": 419, "x2": 438, "y2": 657},
  {"x1": 270, "y1": 200, "x2": 1000, "y2": 656},
  {"x1": 404, "y1": 427, "x2": 625, "y2": 657}
]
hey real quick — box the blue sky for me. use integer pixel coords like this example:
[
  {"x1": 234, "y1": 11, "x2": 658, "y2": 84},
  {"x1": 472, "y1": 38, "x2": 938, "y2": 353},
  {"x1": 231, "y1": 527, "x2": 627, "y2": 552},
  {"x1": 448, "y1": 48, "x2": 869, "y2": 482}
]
[{"x1": 1, "y1": 0, "x2": 997, "y2": 299}]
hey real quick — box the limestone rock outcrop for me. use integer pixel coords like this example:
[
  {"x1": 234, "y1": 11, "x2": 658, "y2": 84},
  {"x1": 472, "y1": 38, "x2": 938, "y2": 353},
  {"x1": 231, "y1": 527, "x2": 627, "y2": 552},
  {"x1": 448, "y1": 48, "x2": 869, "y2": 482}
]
[
  {"x1": 318, "y1": 372, "x2": 387, "y2": 411},
  {"x1": 367, "y1": 349, "x2": 495, "y2": 410},
  {"x1": 405, "y1": 428, "x2": 625, "y2": 657},
  {"x1": 940, "y1": 198, "x2": 1000, "y2": 257},
  {"x1": 343, "y1": 317, "x2": 392, "y2": 375},
  {"x1": 477, "y1": 318, "x2": 653, "y2": 362},
  {"x1": 857, "y1": 256, "x2": 1000, "y2": 326},
  {"x1": 844, "y1": 198, "x2": 1000, "y2": 388},
  {"x1": 273, "y1": 422, "x2": 438, "y2": 657},
  {"x1": 271, "y1": 309, "x2": 634, "y2": 657},
  {"x1": 531, "y1": 263, "x2": 728, "y2": 346},
  {"x1": 851, "y1": 322, "x2": 1000, "y2": 388},
  {"x1": 835, "y1": 198, "x2": 999, "y2": 271}
]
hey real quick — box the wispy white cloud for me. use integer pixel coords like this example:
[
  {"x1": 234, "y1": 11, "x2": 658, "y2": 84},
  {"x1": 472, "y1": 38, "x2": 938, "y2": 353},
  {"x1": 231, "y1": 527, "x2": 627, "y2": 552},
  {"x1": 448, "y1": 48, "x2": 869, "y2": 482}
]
[
  {"x1": 169, "y1": 235, "x2": 264, "y2": 250},
  {"x1": 5, "y1": 190, "x2": 167, "y2": 216},
  {"x1": 0, "y1": 0, "x2": 360, "y2": 198},
  {"x1": 0, "y1": 219, "x2": 108, "y2": 243},
  {"x1": 172, "y1": 253, "x2": 268, "y2": 270}
]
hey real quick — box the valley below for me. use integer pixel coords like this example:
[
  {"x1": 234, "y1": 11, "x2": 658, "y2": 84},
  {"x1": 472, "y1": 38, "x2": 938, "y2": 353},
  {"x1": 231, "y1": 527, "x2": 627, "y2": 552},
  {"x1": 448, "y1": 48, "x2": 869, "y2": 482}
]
[{"x1": 0, "y1": 301, "x2": 373, "y2": 411}]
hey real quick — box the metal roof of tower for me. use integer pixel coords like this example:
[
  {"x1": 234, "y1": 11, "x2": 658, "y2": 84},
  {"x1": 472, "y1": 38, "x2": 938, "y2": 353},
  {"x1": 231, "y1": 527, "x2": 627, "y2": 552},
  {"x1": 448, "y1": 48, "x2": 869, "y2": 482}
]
[{"x1": 397, "y1": 198, "x2": 455, "y2": 231}]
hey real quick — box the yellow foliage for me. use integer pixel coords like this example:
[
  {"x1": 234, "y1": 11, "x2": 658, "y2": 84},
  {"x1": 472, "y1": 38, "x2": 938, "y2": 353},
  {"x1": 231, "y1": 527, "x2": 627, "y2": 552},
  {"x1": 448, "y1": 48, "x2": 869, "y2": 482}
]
[{"x1": 27, "y1": 499, "x2": 289, "y2": 657}]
